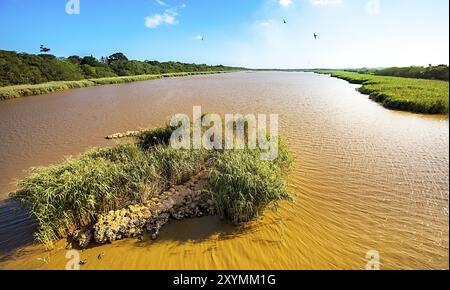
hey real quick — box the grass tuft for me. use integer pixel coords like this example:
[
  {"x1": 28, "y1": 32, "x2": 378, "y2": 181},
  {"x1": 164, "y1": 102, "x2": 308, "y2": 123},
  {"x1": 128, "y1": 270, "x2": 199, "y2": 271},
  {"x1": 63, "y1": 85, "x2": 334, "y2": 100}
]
[
  {"x1": 137, "y1": 125, "x2": 177, "y2": 150},
  {"x1": 208, "y1": 140, "x2": 293, "y2": 224}
]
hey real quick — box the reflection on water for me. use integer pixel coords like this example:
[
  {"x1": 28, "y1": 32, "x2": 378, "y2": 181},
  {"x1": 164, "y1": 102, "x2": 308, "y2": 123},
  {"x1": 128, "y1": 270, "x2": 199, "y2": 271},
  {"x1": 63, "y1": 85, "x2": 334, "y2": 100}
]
[{"x1": 0, "y1": 72, "x2": 448, "y2": 269}]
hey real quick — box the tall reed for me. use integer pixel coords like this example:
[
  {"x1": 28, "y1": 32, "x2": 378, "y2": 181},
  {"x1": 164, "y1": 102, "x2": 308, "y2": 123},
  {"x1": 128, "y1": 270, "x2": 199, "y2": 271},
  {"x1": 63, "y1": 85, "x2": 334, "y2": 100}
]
[
  {"x1": 208, "y1": 140, "x2": 293, "y2": 224},
  {"x1": 11, "y1": 143, "x2": 207, "y2": 246}
]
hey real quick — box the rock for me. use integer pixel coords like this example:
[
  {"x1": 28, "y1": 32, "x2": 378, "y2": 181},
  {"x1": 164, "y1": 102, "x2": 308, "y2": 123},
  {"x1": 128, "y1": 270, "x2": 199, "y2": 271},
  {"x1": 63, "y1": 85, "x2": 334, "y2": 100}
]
[
  {"x1": 93, "y1": 204, "x2": 151, "y2": 244},
  {"x1": 146, "y1": 212, "x2": 170, "y2": 240},
  {"x1": 97, "y1": 253, "x2": 105, "y2": 260},
  {"x1": 73, "y1": 229, "x2": 92, "y2": 249},
  {"x1": 106, "y1": 130, "x2": 141, "y2": 140},
  {"x1": 89, "y1": 169, "x2": 214, "y2": 246}
]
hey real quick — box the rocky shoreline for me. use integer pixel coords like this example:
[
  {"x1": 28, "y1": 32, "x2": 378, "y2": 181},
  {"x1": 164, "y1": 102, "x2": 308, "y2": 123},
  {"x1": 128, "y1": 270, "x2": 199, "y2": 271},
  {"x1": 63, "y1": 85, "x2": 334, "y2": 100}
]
[
  {"x1": 73, "y1": 170, "x2": 214, "y2": 248},
  {"x1": 105, "y1": 131, "x2": 141, "y2": 140}
]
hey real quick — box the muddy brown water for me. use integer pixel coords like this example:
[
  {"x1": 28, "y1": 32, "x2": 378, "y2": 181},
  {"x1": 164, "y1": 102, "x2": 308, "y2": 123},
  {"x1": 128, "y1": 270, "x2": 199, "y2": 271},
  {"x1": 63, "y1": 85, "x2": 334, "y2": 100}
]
[{"x1": 0, "y1": 72, "x2": 448, "y2": 269}]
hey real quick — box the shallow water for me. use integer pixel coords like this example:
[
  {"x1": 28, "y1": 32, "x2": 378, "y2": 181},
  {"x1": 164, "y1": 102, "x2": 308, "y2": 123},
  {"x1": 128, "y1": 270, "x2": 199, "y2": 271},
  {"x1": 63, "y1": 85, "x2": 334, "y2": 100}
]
[{"x1": 0, "y1": 72, "x2": 448, "y2": 269}]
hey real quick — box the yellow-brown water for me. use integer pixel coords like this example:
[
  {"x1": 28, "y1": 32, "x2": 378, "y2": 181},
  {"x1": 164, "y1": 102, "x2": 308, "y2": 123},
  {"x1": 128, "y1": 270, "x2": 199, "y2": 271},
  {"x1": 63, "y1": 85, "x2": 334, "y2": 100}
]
[{"x1": 0, "y1": 72, "x2": 448, "y2": 270}]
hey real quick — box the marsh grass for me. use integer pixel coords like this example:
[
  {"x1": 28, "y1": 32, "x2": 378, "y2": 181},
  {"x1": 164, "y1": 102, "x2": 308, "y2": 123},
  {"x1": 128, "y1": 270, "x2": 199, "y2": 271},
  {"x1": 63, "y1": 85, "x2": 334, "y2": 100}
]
[
  {"x1": 316, "y1": 71, "x2": 449, "y2": 114},
  {"x1": 11, "y1": 143, "x2": 208, "y2": 246},
  {"x1": 208, "y1": 140, "x2": 293, "y2": 224},
  {"x1": 0, "y1": 71, "x2": 231, "y2": 100},
  {"x1": 137, "y1": 125, "x2": 177, "y2": 150}
]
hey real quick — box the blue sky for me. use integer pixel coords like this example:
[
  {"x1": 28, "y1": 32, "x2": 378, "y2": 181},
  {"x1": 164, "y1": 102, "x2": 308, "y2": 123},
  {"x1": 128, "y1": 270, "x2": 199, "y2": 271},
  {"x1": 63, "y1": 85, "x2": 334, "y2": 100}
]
[{"x1": 0, "y1": 0, "x2": 448, "y2": 68}]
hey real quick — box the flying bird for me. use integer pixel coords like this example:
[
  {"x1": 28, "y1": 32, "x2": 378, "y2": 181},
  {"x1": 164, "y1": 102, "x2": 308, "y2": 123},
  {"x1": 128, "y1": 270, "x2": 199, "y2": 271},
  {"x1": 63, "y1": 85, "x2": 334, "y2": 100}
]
[
  {"x1": 314, "y1": 33, "x2": 318, "y2": 39},
  {"x1": 283, "y1": 19, "x2": 287, "y2": 24},
  {"x1": 39, "y1": 45, "x2": 51, "y2": 53}
]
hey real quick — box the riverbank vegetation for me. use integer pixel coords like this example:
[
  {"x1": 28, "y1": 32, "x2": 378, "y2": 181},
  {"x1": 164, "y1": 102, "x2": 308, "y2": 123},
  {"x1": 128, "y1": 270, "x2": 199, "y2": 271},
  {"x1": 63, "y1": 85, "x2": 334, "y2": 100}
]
[
  {"x1": 11, "y1": 124, "x2": 293, "y2": 247},
  {"x1": 0, "y1": 71, "x2": 229, "y2": 100},
  {"x1": 0, "y1": 49, "x2": 243, "y2": 100},
  {"x1": 316, "y1": 71, "x2": 449, "y2": 115},
  {"x1": 0, "y1": 50, "x2": 242, "y2": 87},
  {"x1": 346, "y1": 65, "x2": 449, "y2": 81}
]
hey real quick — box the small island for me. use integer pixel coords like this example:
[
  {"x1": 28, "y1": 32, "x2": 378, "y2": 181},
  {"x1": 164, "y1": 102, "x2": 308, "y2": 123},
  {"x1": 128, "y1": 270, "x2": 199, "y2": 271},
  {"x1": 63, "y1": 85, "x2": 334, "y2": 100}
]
[{"x1": 11, "y1": 121, "x2": 293, "y2": 249}]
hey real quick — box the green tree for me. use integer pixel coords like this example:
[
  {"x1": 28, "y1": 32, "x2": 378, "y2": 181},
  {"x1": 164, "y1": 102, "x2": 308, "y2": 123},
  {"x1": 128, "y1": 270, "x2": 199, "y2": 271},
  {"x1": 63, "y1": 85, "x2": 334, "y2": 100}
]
[
  {"x1": 67, "y1": 55, "x2": 82, "y2": 65},
  {"x1": 81, "y1": 56, "x2": 100, "y2": 67},
  {"x1": 107, "y1": 53, "x2": 128, "y2": 64}
]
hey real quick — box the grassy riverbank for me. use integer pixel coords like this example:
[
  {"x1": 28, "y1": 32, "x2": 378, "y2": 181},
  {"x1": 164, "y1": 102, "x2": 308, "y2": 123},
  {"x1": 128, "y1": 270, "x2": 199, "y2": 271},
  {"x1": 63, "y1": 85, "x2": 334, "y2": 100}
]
[
  {"x1": 11, "y1": 124, "x2": 293, "y2": 247},
  {"x1": 0, "y1": 71, "x2": 233, "y2": 100},
  {"x1": 316, "y1": 71, "x2": 449, "y2": 115}
]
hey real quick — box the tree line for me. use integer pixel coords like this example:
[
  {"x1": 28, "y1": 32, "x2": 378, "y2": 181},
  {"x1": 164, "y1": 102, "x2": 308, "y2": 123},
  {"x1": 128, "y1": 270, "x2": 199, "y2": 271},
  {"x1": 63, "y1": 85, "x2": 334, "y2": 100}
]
[{"x1": 0, "y1": 50, "x2": 242, "y2": 87}]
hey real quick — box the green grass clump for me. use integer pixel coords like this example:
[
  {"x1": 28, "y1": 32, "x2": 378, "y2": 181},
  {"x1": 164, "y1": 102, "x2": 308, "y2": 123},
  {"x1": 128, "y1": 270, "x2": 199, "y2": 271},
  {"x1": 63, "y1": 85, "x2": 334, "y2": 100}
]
[
  {"x1": 0, "y1": 71, "x2": 231, "y2": 100},
  {"x1": 137, "y1": 125, "x2": 177, "y2": 150},
  {"x1": 316, "y1": 71, "x2": 449, "y2": 114},
  {"x1": 208, "y1": 140, "x2": 293, "y2": 224},
  {"x1": 11, "y1": 142, "x2": 207, "y2": 246},
  {"x1": 152, "y1": 146, "x2": 208, "y2": 186}
]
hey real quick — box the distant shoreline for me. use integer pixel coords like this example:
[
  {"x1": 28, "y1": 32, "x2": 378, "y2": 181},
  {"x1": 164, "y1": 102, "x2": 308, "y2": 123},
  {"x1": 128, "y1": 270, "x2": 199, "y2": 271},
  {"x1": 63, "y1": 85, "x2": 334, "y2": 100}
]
[
  {"x1": 0, "y1": 71, "x2": 236, "y2": 101},
  {"x1": 314, "y1": 71, "x2": 449, "y2": 115}
]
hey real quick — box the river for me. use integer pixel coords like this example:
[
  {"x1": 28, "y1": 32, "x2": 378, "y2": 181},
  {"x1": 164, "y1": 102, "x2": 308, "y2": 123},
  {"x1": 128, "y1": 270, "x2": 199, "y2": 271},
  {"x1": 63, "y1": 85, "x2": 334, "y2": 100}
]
[{"x1": 0, "y1": 72, "x2": 448, "y2": 269}]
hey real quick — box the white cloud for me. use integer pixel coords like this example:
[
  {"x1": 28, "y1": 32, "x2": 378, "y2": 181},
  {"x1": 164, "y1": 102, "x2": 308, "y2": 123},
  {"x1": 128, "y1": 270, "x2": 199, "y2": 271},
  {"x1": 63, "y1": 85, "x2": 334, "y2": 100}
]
[
  {"x1": 145, "y1": 11, "x2": 178, "y2": 29},
  {"x1": 155, "y1": 0, "x2": 168, "y2": 7},
  {"x1": 146, "y1": 2, "x2": 186, "y2": 29},
  {"x1": 310, "y1": 0, "x2": 342, "y2": 5},
  {"x1": 279, "y1": 0, "x2": 293, "y2": 7}
]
